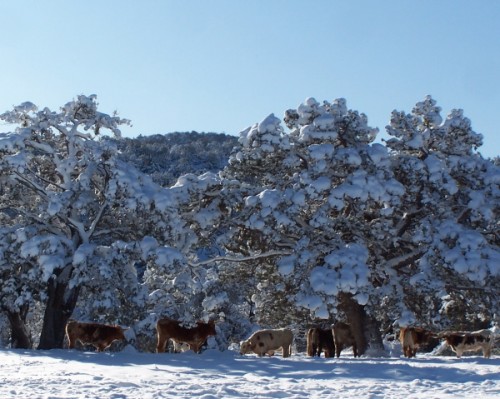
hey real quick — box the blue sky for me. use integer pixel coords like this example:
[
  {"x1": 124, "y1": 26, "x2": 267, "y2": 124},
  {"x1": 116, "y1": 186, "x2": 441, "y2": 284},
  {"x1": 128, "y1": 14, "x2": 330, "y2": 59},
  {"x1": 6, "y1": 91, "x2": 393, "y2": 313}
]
[{"x1": 1, "y1": 0, "x2": 498, "y2": 158}]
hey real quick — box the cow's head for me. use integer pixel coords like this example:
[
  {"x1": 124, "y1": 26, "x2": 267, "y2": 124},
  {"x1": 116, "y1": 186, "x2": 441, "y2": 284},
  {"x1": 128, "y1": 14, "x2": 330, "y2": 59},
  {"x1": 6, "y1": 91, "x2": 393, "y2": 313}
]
[
  {"x1": 114, "y1": 326, "x2": 129, "y2": 342},
  {"x1": 207, "y1": 320, "x2": 216, "y2": 336},
  {"x1": 196, "y1": 320, "x2": 217, "y2": 336},
  {"x1": 437, "y1": 331, "x2": 454, "y2": 340},
  {"x1": 239, "y1": 340, "x2": 255, "y2": 355}
]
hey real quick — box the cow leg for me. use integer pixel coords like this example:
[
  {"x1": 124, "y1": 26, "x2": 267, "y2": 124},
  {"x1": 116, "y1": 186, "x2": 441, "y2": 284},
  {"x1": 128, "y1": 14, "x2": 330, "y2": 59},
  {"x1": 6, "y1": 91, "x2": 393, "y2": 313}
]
[
  {"x1": 156, "y1": 335, "x2": 169, "y2": 353},
  {"x1": 283, "y1": 346, "x2": 290, "y2": 358},
  {"x1": 484, "y1": 347, "x2": 491, "y2": 359},
  {"x1": 336, "y1": 345, "x2": 342, "y2": 358},
  {"x1": 353, "y1": 344, "x2": 358, "y2": 358},
  {"x1": 67, "y1": 336, "x2": 76, "y2": 349},
  {"x1": 307, "y1": 343, "x2": 313, "y2": 356}
]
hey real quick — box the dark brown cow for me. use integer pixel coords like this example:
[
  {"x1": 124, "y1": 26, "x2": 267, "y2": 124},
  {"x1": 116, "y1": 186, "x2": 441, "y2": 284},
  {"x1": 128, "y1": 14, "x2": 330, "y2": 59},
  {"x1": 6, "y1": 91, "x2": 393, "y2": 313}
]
[
  {"x1": 306, "y1": 328, "x2": 335, "y2": 358},
  {"x1": 156, "y1": 318, "x2": 216, "y2": 354},
  {"x1": 440, "y1": 329, "x2": 493, "y2": 358},
  {"x1": 399, "y1": 327, "x2": 436, "y2": 358},
  {"x1": 332, "y1": 322, "x2": 358, "y2": 358},
  {"x1": 65, "y1": 320, "x2": 127, "y2": 352}
]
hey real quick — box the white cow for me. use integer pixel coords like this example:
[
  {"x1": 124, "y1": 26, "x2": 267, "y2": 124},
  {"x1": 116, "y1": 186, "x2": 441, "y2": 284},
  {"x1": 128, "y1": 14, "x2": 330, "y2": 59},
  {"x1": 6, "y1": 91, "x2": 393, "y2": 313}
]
[{"x1": 240, "y1": 328, "x2": 293, "y2": 358}]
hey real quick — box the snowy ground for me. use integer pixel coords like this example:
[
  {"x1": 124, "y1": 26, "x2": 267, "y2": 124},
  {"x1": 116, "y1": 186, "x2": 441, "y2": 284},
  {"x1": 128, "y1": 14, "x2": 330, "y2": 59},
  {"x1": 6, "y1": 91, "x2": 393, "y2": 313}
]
[{"x1": 0, "y1": 347, "x2": 498, "y2": 399}]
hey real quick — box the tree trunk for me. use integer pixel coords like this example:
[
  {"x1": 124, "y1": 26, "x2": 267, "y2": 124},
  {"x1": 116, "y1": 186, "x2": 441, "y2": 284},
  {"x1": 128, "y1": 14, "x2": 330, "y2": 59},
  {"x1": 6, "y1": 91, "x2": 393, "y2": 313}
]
[
  {"x1": 37, "y1": 273, "x2": 80, "y2": 350},
  {"x1": 6, "y1": 310, "x2": 32, "y2": 349},
  {"x1": 363, "y1": 314, "x2": 385, "y2": 355},
  {"x1": 338, "y1": 292, "x2": 384, "y2": 356}
]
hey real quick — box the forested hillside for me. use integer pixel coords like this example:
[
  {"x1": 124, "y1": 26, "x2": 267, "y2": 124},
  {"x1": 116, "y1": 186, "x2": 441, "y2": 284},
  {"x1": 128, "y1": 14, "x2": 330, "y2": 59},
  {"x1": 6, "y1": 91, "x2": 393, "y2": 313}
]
[{"x1": 110, "y1": 132, "x2": 238, "y2": 186}]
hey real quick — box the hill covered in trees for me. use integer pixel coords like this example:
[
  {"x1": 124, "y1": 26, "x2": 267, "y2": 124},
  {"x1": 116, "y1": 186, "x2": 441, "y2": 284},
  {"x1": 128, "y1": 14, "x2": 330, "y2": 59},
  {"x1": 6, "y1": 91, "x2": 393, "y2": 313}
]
[{"x1": 111, "y1": 132, "x2": 238, "y2": 186}]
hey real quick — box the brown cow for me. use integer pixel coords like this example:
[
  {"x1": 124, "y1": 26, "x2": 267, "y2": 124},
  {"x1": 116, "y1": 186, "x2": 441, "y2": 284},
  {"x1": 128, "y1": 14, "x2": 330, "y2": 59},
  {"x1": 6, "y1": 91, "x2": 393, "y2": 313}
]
[
  {"x1": 399, "y1": 327, "x2": 436, "y2": 358},
  {"x1": 240, "y1": 328, "x2": 293, "y2": 358},
  {"x1": 65, "y1": 320, "x2": 127, "y2": 352},
  {"x1": 332, "y1": 322, "x2": 358, "y2": 358},
  {"x1": 156, "y1": 318, "x2": 216, "y2": 354},
  {"x1": 306, "y1": 328, "x2": 335, "y2": 358},
  {"x1": 440, "y1": 329, "x2": 494, "y2": 358}
]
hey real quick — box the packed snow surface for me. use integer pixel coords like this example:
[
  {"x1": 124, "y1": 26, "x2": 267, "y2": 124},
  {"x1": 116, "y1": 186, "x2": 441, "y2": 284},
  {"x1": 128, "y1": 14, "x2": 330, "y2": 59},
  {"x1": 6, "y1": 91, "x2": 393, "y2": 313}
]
[{"x1": 0, "y1": 348, "x2": 498, "y2": 399}]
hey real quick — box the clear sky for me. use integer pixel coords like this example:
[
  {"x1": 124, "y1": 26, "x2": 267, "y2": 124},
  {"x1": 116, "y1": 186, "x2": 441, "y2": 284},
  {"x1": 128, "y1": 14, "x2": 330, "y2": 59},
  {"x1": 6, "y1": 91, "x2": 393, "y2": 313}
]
[{"x1": 1, "y1": 0, "x2": 499, "y2": 158}]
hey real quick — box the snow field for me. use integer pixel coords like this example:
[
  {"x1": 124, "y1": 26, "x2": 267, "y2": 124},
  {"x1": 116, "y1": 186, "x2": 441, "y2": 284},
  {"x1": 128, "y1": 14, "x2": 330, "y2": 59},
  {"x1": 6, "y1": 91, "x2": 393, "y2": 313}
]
[{"x1": 0, "y1": 348, "x2": 498, "y2": 399}]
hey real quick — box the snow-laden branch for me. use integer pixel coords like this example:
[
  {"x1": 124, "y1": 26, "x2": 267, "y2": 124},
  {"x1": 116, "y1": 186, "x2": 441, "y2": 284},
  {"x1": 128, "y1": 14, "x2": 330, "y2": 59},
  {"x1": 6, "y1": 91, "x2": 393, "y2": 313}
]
[
  {"x1": 394, "y1": 207, "x2": 425, "y2": 237},
  {"x1": 67, "y1": 216, "x2": 89, "y2": 244},
  {"x1": 74, "y1": 130, "x2": 93, "y2": 140},
  {"x1": 24, "y1": 166, "x2": 65, "y2": 192},
  {"x1": 50, "y1": 123, "x2": 68, "y2": 137},
  {"x1": 385, "y1": 248, "x2": 425, "y2": 270},
  {"x1": 188, "y1": 250, "x2": 292, "y2": 267},
  {"x1": 13, "y1": 170, "x2": 49, "y2": 199},
  {"x1": 87, "y1": 201, "x2": 107, "y2": 240},
  {"x1": 25, "y1": 140, "x2": 55, "y2": 155},
  {"x1": 444, "y1": 284, "x2": 498, "y2": 293},
  {"x1": 11, "y1": 207, "x2": 61, "y2": 236}
]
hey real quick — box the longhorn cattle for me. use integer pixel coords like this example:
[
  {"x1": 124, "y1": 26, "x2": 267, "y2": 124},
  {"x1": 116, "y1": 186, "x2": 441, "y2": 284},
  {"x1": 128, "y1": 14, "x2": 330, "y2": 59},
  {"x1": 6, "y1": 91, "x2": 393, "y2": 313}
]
[
  {"x1": 240, "y1": 328, "x2": 293, "y2": 358},
  {"x1": 156, "y1": 318, "x2": 216, "y2": 354},
  {"x1": 65, "y1": 320, "x2": 127, "y2": 352},
  {"x1": 440, "y1": 329, "x2": 494, "y2": 358},
  {"x1": 306, "y1": 328, "x2": 335, "y2": 358},
  {"x1": 399, "y1": 327, "x2": 436, "y2": 358},
  {"x1": 332, "y1": 322, "x2": 358, "y2": 358}
]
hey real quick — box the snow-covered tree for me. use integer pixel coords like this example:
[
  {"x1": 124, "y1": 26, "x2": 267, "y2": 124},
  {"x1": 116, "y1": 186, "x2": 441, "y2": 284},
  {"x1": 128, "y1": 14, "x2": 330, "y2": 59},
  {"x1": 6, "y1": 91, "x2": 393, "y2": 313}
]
[
  {"x1": 0, "y1": 95, "x2": 158, "y2": 348},
  {"x1": 384, "y1": 96, "x2": 500, "y2": 330},
  {"x1": 0, "y1": 225, "x2": 41, "y2": 348},
  {"x1": 220, "y1": 98, "x2": 400, "y2": 353}
]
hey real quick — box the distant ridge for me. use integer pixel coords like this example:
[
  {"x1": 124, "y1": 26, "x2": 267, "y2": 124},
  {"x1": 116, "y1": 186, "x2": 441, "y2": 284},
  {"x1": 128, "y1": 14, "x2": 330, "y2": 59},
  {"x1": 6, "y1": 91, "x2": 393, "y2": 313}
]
[{"x1": 110, "y1": 132, "x2": 238, "y2": 186}]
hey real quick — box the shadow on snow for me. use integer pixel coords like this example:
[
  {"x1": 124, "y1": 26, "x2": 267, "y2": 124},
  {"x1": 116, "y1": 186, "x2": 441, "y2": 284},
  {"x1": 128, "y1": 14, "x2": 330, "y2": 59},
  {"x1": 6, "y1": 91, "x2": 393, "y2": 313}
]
[{"x1": 4, "y1": 348, "x2": 498, "y2": 385}]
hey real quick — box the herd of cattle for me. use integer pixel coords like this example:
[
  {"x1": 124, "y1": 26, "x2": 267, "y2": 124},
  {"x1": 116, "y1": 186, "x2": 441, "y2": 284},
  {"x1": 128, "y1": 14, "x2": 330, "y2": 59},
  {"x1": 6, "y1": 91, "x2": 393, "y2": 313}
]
[{"x1": 64, "y1": 319, "x2": 496, "y2": 359}]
